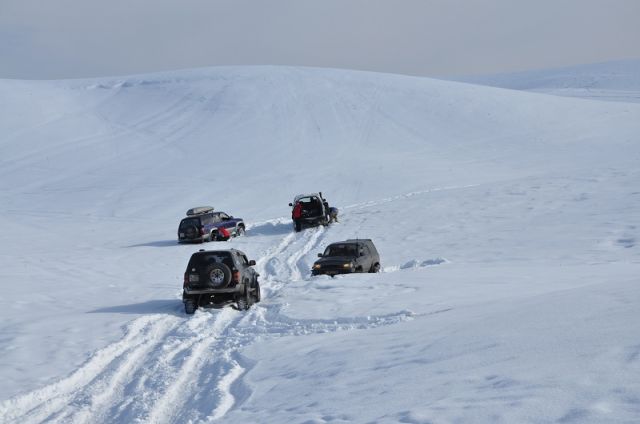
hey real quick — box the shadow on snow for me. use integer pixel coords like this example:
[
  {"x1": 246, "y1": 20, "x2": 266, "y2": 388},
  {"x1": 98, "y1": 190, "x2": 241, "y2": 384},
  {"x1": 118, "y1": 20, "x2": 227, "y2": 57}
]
[
  {"x1": 125, "y1": 240, "x2": 182, "y2": 248},
  {"x1": 88, "y1": 299, "x2": 183, "y2": 316}
]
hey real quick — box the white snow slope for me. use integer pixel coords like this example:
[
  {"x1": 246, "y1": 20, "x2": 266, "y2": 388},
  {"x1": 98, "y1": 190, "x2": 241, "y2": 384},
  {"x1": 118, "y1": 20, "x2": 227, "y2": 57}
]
[
  {"x1": 452, "y1": 59, "x2": 640, "y2": 104},
  {"x1": 0, "y1": 65, "x2": 639, "y2": 423}
]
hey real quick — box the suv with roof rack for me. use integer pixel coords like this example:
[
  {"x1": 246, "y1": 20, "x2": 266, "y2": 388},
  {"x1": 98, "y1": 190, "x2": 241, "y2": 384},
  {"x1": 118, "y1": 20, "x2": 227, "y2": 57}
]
[
  {"x1": 182, "y1": 248, "x2": 261, "y2": 313},
  {"x1": 177, "y1": 206, "x2": 245, "y2": 243}
]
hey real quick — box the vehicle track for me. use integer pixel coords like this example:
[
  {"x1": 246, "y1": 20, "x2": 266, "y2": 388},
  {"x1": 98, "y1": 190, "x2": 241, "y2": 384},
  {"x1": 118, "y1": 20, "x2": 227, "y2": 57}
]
[
  {"x1": 0, "y1": 315, "x2": 177, "y2": 423},
  {"x1": 0, "y1": 222, "x2": 414, "y2": 423}
]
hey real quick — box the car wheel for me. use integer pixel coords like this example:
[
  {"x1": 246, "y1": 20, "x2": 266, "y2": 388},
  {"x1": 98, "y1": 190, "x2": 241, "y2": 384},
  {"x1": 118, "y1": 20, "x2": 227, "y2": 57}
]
[
  {"x1": 369, "y1": 263, "x2": 381, "y2": 273},
  {"x1": 204, "y1": 263, "x2": 232, "y2": 288},
  {"x1": 237, "y1": 287, "x2": 251, "y2": 311},
  {"x1": 237, "y1": 298, "x2": 247, "y2": 310},
  {"x1": 235, "y1": 226, "x2": 245, "y2": 237},
  {"x1": 253, "y1": 280, "x2": 261, "y2": 303},
  {"x1": 210, "y1": 231, "x2": 217, "y2": 242},
  {"x1": 184, "y1": 300, "x2": 196, "y2": 315},
  {"x1": 244, "y1": 283, "x2": 253, "y2": 309}
]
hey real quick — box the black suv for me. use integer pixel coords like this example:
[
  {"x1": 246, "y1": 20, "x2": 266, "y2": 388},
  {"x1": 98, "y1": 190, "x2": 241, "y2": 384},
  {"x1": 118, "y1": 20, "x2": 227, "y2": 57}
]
[
  {"x1": 182, "y1": 248, "x2": 261, "y2": 314},
  {"x1": 312, "y1": 239, "x2": 381, "y2": 276},
  {"x1": 178, "y1": 206, "x2": 245, "y2": 243}
]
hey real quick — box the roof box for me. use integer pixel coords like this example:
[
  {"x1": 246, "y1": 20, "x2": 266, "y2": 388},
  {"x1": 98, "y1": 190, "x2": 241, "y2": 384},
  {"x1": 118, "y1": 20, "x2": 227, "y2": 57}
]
[{"x1": 186, "y1": 206, "x2": 214, "y2": 216}]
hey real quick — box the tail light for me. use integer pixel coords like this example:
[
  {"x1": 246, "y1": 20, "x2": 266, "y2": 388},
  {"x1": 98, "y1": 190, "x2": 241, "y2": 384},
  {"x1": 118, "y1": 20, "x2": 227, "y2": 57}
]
[
  {"x1": 232, "y1": 271, "x2": 240, "y2": 284},
  {"x1": 183, "y1": 273, "x2": 188, "y2": 288}
]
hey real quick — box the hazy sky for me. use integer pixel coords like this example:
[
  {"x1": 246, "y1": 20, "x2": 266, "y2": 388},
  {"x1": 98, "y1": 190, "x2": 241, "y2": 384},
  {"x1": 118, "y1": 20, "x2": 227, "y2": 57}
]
[{"x1": 1, "y1": 0, "x2": 639, "y2": 79}]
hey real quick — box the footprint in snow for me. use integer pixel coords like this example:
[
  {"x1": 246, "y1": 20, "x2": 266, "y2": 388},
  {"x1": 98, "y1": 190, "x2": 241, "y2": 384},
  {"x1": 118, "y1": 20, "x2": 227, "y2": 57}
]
[
  {"x1": 384, "y1": 258, "x2": 448, "y2": 272},
  {"x1": 400, "y1": 258, "x2": 448, "y2": 269},
  {"x1": 616, "y1": 238, "x2": 635, "y2": 248}
]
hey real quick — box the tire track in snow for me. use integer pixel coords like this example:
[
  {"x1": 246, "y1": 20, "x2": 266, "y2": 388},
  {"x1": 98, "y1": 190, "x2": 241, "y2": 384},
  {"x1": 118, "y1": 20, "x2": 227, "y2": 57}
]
[
  {"x1": 64, "y1": 310, "x2": 238, "y2": 424},
  {"x1": 50, "y1": 315, "x2": 182, "y2": 424},
  {"x1": 0, "y1": 315, "x2": 177, "y2": 424},
  {"x1": 207, "y1": 358, "x2": 245, "y2": 421},
  {"x1": 143, "y1": 308, "x2": 239, "y2": 424},
  {"x1": 0, "y1": 228, "x2": 300, "y2": 424},
  {"x1": 285, "y1": 226, "x2": 326, "y2": 281},
  {"x1": 1, "y1": 205, "x2": 420, "y2": 423},
  {"x1": 342, "y1": 184, "x2": 480, "y2": 211}
]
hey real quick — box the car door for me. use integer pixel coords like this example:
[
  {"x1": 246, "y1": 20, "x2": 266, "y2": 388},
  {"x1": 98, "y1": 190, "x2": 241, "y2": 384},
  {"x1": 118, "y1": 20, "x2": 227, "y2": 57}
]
[
  {"x1": 209, "y1": 213, "x2": 222, "y2": 230},
  {"x1": 218, "y1": 212, "x2": 235, "y2": 231},
  {"x1": 359, "y1": 244, "x2": 372, "y2": 271},
  {"x1": 201, "y1": 214, "x2": 214, "y2": 234},
  {"x1": 235, "y1": 252, "x2": 253, "y2": 285}
]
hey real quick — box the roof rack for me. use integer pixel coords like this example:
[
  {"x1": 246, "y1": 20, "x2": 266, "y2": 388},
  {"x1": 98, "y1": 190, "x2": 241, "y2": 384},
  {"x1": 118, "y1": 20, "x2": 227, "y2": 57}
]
[{"x1": 186, "y1": 206, "x2": 214, "y2": 216}]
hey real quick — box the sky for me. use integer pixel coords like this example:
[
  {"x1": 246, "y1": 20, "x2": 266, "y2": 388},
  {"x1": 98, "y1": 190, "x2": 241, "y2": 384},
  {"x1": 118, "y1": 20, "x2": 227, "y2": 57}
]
[{"x1": 1, "y1": 0, "x2": 639, "y2": 80}]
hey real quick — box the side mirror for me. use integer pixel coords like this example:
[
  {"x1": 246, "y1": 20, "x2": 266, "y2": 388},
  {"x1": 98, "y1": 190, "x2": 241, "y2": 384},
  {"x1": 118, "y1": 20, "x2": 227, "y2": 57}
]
[
  {"x1": 288, "y1": 203, "x2": 293, "y2": 207},
  {"x1": 249, "y1": 260, "x2": 256, "y2": 266},
  {"x1": 317, "y1": 253, "x2": 323, "y2": 258}
]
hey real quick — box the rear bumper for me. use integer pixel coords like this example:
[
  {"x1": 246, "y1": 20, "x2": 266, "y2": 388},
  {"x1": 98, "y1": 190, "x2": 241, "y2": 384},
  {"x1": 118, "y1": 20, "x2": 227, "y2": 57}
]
[
  {"x1": 183, "y1": 290, "x2": 238, "y2": 306},
  {"x1": 295, "y1": 217, "x2": 326, "y2": 228},
  {"x1": 183, "y1": 286, "x2": 242, "y2": 296}
]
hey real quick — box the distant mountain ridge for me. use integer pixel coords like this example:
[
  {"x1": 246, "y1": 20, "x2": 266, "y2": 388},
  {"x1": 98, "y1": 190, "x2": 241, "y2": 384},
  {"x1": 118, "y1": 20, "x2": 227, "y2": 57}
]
[{"x1": 449, "y1": 59, "x2": 640, "y2": 103}]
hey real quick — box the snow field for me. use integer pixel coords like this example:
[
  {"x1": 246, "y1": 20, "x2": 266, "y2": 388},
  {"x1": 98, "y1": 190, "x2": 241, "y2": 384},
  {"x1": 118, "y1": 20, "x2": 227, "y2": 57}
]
[{"x1": 0, "y1": 65, "x2": 639, "y2": 423}]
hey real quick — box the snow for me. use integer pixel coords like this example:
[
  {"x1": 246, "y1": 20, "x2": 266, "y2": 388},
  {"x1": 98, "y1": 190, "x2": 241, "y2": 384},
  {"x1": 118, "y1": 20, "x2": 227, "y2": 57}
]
[
  {"x1": 451, "y1": 59, "x2": 640, "y2": 103},
  {"x1": 0, "y1": 63, "x2": 639, "y2": 423}
]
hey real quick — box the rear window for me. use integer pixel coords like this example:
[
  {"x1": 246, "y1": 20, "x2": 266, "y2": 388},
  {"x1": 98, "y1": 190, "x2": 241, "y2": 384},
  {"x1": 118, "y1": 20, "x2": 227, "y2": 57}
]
[
  {"x1": 188, "y1": 252, "x2": 235, "y2": 270},
  {"x1": 180, "y1": 218, "x2": 200, "y2": 229}
]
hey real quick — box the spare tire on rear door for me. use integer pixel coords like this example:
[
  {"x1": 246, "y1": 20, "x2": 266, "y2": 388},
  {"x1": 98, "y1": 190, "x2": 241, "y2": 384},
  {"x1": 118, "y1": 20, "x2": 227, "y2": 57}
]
[
  {"x1": 203, "y1": 263, "x2": 232, "y2": 288},
  {"x1": 185, "y1": 225, "x2": 198, "y2": 239}
]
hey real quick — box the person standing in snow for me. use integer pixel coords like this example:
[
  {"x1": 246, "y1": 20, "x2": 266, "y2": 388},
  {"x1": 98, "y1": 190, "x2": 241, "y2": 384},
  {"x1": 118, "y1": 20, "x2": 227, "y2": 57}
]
[{"x1": 292, "y1": 202, "x2": 303, "y2": 231}]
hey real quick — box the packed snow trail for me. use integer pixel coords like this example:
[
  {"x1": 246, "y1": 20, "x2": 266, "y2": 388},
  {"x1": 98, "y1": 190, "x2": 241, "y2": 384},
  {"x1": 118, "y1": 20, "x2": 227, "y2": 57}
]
[{"x1": 0, "y1": 224, "x2": 413, "y2": 424}]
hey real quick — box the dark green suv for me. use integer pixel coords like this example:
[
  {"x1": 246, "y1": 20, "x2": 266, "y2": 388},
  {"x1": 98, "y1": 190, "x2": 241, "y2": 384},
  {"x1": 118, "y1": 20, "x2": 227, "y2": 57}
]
[
  {"x1": 182, "y1": 248, "x2": 260, "y2": 314},
  {"x1": 312, "y1": 239, "x2": 381, "y2": 276}
]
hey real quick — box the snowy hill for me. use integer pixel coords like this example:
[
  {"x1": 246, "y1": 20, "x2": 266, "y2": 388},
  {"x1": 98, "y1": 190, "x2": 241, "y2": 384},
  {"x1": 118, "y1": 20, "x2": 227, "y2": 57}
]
[
  {"x1": 451, "y1": 59, "x2": 640, "y2": 103},
  {"x1": 1, "y1": 66, "x2": 639, "y2": 423}
]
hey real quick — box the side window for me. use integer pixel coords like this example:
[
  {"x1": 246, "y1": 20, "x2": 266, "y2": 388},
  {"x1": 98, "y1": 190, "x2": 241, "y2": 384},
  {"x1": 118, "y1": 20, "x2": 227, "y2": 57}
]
[
  {"x1": 360, "y1": 245, "x2": 370, "y2": 256},
  {"x1": 233, "y1": 252, "x2": 248, "y2": 268},
  {"x1": 202, "y1": 215, "x2": 212, "y2": 225},
  {"x1": 220, "y1": 213, "x2": 230, "y2": 220}
]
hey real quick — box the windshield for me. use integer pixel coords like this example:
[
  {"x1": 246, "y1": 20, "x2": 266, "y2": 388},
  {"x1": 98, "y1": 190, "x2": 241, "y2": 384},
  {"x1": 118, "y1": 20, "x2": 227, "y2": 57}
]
[{"x1": 324, "y1": 244, "x2": 358, "y2": 257}]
